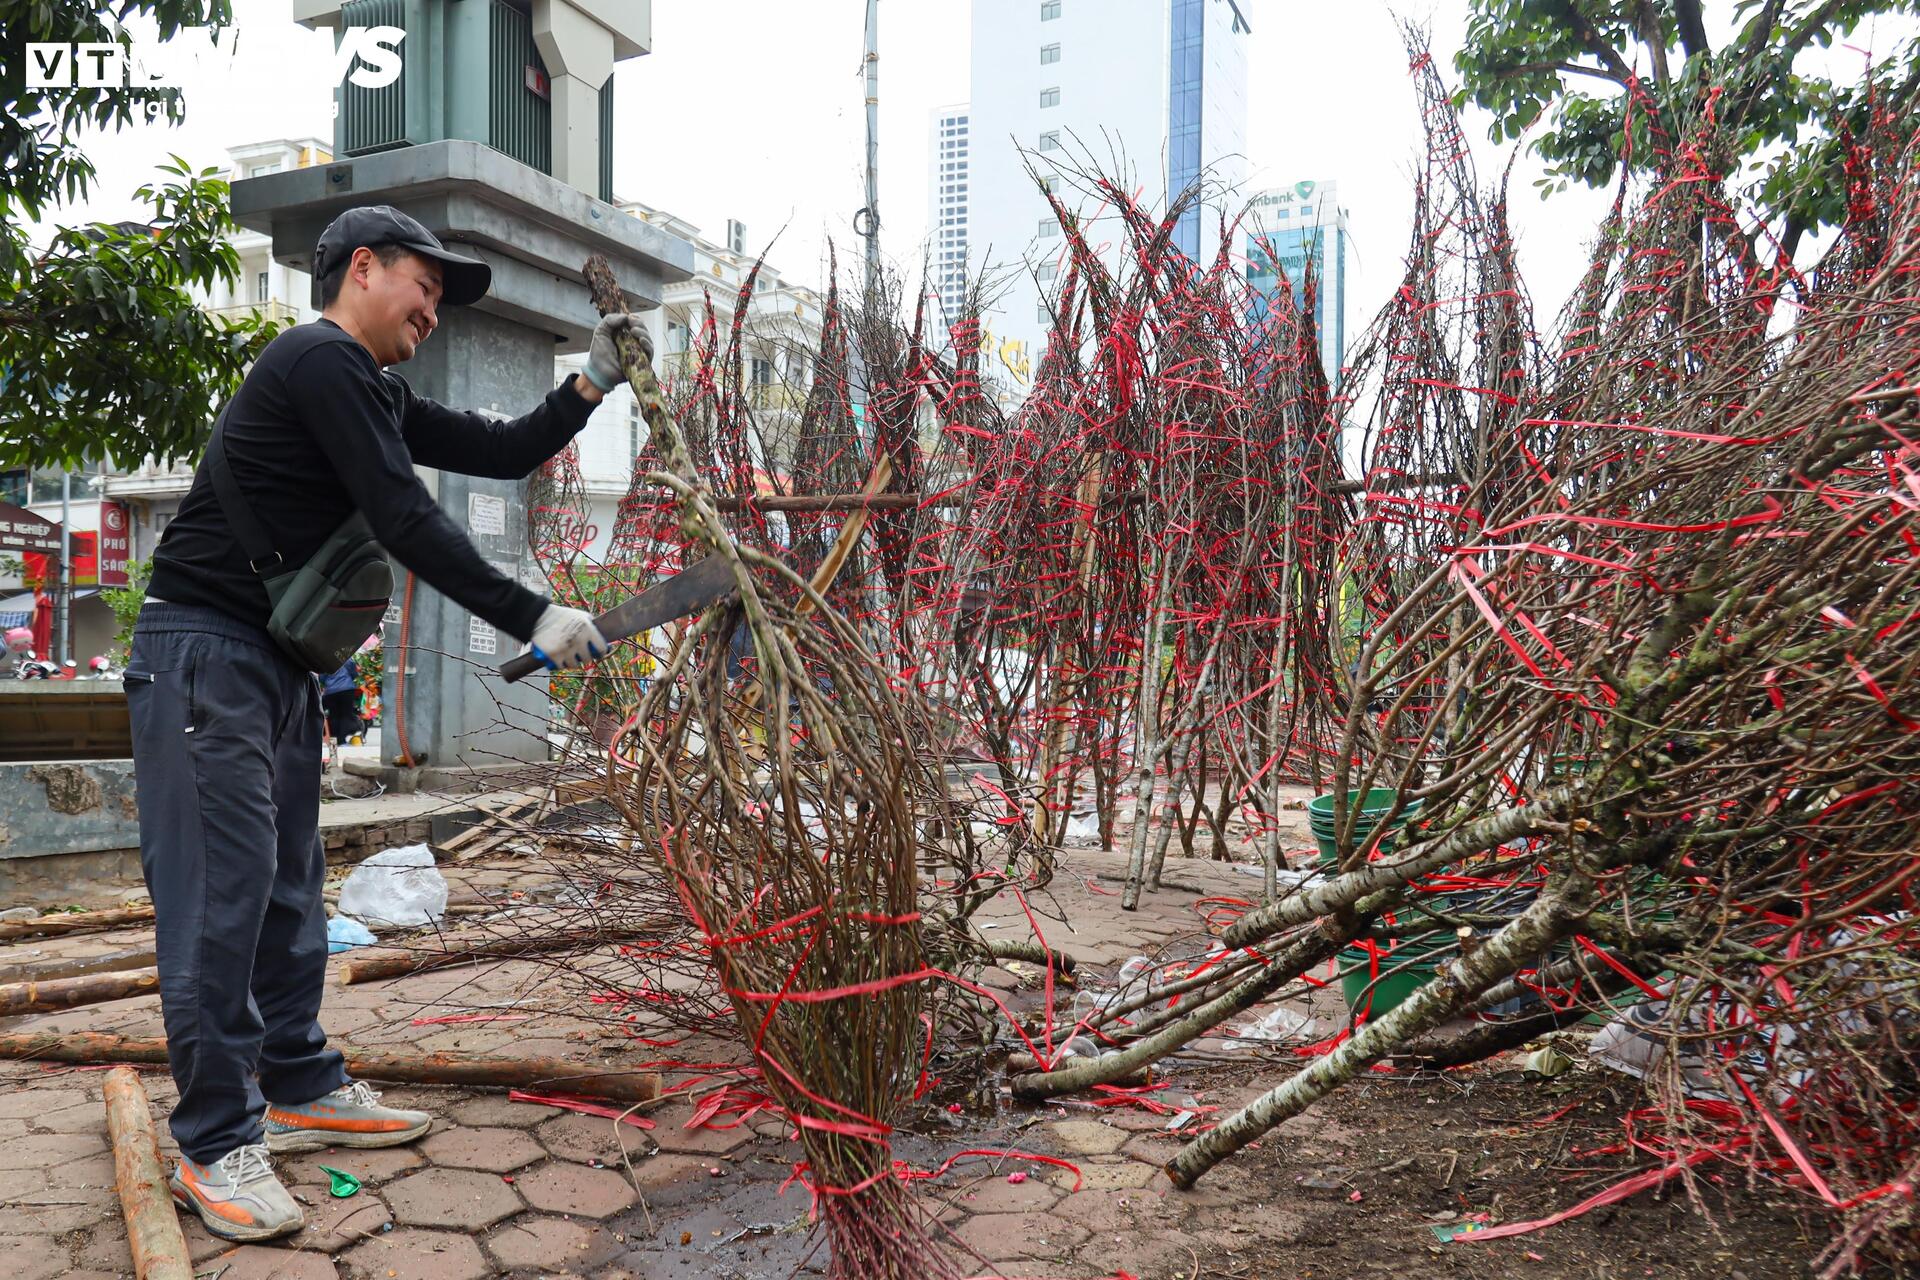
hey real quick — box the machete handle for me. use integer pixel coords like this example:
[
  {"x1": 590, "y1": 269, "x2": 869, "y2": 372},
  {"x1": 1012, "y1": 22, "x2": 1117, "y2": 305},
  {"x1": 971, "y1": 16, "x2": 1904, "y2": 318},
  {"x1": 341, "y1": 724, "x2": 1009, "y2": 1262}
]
[{"x1": 497, "y1": 651, "x2": 546, "y2": 684}]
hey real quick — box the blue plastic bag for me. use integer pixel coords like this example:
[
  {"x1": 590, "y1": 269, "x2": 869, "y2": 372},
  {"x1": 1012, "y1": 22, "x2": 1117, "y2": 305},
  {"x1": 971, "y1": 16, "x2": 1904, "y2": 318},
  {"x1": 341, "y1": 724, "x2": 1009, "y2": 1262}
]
[{"x1": 326, "y1": 914, "x2": 377, "y2": 954}]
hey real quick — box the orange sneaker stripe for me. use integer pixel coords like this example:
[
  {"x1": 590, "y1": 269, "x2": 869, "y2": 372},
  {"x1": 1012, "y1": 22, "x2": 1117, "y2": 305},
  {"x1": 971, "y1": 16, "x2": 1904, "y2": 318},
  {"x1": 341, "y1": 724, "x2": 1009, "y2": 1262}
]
[{"x1": 178, "y1": 1169, "x2": 257, "y2": 1226}]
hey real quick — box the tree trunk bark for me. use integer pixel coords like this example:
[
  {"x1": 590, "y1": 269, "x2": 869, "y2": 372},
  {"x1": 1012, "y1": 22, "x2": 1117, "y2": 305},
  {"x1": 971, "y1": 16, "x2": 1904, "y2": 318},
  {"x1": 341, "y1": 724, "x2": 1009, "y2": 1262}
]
[
  {"x1": 0, "y1": 967, "x2": 159, "y2": 1016},
  {"x1": 103, "y1": 1067, "x2": 193, "y2": 1280},
  {"x1": 0, "y1": 1033, "x2": 662, "y2": 1103},
  {"x1": 1166, "y1": 873, "x2": 1585, "y2": 1187},
  {"x1": 0, "y1": 906, "x2": 156, "y2": 941},
  {"x1": 1011, "y1": 916, "x2": 1361, "y2": 1100}
]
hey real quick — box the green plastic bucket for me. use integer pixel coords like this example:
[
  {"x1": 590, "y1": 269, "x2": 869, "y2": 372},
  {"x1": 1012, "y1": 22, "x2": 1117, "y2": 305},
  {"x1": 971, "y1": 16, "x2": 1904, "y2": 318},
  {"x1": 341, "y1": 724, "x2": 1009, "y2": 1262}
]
[
  {"x1": 1339, "y1": 933, "x2": 1447, "y2": 1019},
  {"x1": 1309, "y1": 789, "x2": 1422, "y2": 867}
]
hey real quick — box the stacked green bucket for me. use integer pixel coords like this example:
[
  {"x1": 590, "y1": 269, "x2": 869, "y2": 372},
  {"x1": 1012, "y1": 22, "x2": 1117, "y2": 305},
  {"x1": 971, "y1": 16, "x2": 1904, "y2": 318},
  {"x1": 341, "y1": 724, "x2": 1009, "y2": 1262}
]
[{"x1": 1308, "y1": 789, "x2": 1447, "y2": 1019}]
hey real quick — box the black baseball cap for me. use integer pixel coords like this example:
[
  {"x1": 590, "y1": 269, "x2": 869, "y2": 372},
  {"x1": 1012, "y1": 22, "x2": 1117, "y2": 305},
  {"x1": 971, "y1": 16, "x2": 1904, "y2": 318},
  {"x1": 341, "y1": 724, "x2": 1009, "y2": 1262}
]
[{"x1": 312, "y1": 205, "x2": 491, "y2": 308}]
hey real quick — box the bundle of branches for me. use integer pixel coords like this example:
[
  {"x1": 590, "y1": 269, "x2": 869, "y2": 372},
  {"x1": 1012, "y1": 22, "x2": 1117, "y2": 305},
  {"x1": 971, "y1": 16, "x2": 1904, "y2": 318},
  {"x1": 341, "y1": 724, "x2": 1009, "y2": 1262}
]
[
  {"x1": 896, "y1": 159, "x2": 1352, "y2": 891},
  {"x1": 1173, "y1": 77, "x2": 1920, "y2": 1269},
  {"x1": 575, "y1": 255, "x2": 976, "y2": 1278},
  {"x1": 997, "y1": 41, "x2": 1920, "y2": 1270}
]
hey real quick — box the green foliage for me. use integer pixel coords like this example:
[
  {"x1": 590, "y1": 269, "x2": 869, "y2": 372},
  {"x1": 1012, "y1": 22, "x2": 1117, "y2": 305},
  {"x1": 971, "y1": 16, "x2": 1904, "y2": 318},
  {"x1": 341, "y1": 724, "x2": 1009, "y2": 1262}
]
[
  {"x1": 99, "y1": 555, "x2": 152, "y2": 661},
  {"x1": 1453, "y1": 0, "x2": 1920, "y2": 236},
  {"x1": 1, "y1": 0, "x2": 234, "y2": 220},
  {"x1": 0, "y1": 1, "x2": 277, "y2": 469}
]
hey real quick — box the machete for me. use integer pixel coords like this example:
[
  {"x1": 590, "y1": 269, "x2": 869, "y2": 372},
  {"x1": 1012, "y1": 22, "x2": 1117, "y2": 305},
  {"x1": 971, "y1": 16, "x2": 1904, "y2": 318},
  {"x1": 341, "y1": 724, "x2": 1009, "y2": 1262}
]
[{"x1": 497, "y1": 555, "x2": 737, "y2": 683}]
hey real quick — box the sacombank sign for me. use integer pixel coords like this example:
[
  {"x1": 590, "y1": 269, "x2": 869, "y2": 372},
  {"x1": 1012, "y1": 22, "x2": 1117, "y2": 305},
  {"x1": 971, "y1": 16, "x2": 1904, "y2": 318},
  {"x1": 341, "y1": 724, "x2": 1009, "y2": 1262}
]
[{"x1": 24, "y1": 26, "x2": 406, "y2": 93}]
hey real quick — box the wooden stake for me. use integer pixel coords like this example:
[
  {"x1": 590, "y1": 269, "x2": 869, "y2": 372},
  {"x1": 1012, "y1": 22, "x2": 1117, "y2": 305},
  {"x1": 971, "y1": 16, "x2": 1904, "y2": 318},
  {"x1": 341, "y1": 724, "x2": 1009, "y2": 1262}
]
[
  {"x1": 102, "y1": 1066, "x2": 192, "y2": 1280},
  {"x1": 0, "y1": 905, "x2": 156, "y2": 942},
  {"x1": 0, "y1": 967, "x2": 159, "y2": 1016},
  {"x1": 1, "y1": 1033, "x2": 662, "y2": 1104}
]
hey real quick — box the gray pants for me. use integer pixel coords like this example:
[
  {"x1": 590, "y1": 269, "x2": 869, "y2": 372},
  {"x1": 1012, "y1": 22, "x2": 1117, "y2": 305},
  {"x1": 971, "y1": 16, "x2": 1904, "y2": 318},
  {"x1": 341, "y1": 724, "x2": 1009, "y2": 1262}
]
[{"x1": 126, "y1": 603, "x2": 347, "y2": 1164}]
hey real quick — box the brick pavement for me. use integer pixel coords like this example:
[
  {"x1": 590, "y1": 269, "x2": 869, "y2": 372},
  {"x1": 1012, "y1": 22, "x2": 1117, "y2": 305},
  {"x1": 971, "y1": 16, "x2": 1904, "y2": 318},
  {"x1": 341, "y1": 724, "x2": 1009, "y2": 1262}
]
[{"x1": 0, "y1": 800, "x2": 1345, "y2": 1279}]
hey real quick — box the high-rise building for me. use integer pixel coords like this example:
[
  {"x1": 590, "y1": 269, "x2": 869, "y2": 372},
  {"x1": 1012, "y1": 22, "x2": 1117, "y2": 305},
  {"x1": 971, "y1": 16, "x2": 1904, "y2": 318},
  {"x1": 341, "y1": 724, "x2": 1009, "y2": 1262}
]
[
  {"x1": 1240, "y1": 180, "x2": 1349, "y2": 383},
  {"x1": 951, "y1": 0, "x2": 1250, "y2": 376},
  {"x1": 928, "y1": 105, "x2": 972, "y2": 329}
]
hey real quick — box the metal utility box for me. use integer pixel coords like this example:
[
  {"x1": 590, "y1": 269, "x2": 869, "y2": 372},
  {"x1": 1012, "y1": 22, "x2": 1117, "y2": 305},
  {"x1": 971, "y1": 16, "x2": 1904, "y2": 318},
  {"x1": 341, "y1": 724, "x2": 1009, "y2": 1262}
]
[{"x1": 318, "y1": 0, "x2": 629, "y2": 202}]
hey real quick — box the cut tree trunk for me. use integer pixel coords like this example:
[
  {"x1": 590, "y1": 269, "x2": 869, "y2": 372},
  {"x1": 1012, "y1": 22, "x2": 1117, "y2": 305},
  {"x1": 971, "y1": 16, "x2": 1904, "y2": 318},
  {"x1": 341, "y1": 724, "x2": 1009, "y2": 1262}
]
[
  {"x1": 0, "y1": 967, "x2": 159, "y2": 1015},
  {"x1": 103, "y1": 1066, "x2": 193, "y2": 1280},
  {"x1": 0, "y1": 1033, "x2": 662, "y2": 1104}
]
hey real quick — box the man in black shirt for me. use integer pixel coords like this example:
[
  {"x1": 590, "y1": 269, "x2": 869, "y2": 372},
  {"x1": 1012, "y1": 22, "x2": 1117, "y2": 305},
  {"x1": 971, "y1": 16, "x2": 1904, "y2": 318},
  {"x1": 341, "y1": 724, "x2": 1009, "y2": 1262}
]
[{"x1": 130, "y1": 206, "x2": 645, "y2": 1242}]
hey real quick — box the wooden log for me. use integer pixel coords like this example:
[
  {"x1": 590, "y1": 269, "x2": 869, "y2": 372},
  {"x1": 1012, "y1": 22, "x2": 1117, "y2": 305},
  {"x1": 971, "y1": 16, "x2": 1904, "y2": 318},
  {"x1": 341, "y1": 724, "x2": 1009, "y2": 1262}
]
[
  {"x1": 0, "y1": 967, "x2": 160, "y2": 1016},
  {"x1": 337, "y1": 925, "x2": 668, "y2": 985},
  {"x1": 0, "y1": 947, "x2": 158, "y2": 987},
  {"x1": 102, "y1": 1066, "x2": 193, "y2": 1280},
  {"x1": 0, "y1": 906, "x2": 156, "y2": 942},
  {"x1": 0, "y1": 1033, "x2": 662, "y2": 1104}
]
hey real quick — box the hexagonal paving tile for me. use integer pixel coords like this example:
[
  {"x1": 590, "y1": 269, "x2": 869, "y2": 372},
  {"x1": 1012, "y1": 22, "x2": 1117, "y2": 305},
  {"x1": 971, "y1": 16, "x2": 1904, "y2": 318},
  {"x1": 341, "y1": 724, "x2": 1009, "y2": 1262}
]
[
  {"x1": 950, "y1": 1211, "x2": 1090, "y2": 1263},
  {"x1": 198, "y1": 1245, "x2": 339, "y2": 1278},
  {"x1": 1044, "y1": 1119, "x2": 1130, "y2": 1156},
  {"x1": 286, "y1": 1183, "x2": 393, "y2": 1252},
  {"x1": 420, "y1": 1125, "x2": 545, "y2": 1172},
  {"x1": 648, "y1": 1108, "x2": 752, "y2": 1157},
  {"x1": 535, "y1": 1113, "x2": 647, "y2": 1164},
  {"x1": 514, "y1": 1162, "x2": 637, "y2": 1218},
  {"x1": 624, "y1": 1152, "x2": 713, "y2": 1195},
  {"x1": 171, "y1": 1216, "x2": 240, "y2": 1266},
  {"x1": 1078, "y1": 1159, "x2": 1162, "y2": 1190},
  {"x1": 0, "y1": 1133, "x2": 106, "y2": 1171},
  {"x1": 0, "y1": 1089, "x2": 85, "y2": 1121},
  {"x1": 5, "y1": 1189, "x2": 116, "y2": 1234},
  {"x1": 485, "y1": 1214, "x2": 615, "y2": 1272},
  {"x1": 0, "y1": 1235, "x2": 70, "y2": 1280},
  {"x1": 1050, "y1": 1188, "x2": 1155, "y2": 1235},
  {"x1": 384, "y1": 1167, "x2": 525, "y2": 1231},
  {"x1": 950, "y1": 1173, "x2": 1064, "y2": 1214},
  {"x1": 279, "y1": 1145, "x2": 424, "y2": 1186},
  {"x1": 445, "y1": 1094, "x2": 561, "y2": 1128},
  {"x1": 340, "y1": 1228, "x2": 491, "y2": 1280}
]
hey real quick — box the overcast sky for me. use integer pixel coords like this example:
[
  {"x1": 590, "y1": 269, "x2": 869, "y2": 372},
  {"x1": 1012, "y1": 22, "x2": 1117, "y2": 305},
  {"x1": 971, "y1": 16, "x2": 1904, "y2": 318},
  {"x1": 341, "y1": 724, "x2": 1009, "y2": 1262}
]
[{"x1": 41, "y1": 0, "x2": 1904, "y2": 333}]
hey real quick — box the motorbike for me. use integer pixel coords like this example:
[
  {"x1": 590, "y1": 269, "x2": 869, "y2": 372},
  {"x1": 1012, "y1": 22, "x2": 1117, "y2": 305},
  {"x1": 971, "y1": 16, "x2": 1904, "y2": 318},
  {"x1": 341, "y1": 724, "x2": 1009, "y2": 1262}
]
[
  {"x1": 87, "y1": 654, "x2": 123, "y2": 680},
  {"x1": 12, "y1": 651, "x2": 60, "y2": 680}
]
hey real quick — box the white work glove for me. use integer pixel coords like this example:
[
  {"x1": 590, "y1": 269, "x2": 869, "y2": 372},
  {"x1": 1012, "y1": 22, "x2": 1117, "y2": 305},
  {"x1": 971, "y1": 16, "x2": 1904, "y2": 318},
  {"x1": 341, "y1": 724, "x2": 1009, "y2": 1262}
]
[
  {"x1": 583, "y1": 313, "x2": 653, "y2": 392},
  {"x1": 529, "y1": 604, "x2": 609, "y2": 671}
]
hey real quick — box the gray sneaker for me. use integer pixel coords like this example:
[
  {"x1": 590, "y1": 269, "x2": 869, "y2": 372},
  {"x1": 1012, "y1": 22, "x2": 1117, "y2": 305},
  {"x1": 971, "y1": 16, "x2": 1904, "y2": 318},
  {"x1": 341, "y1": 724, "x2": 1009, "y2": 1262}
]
[
  {"x1": 264, "y1": 1079, "x2": 432, "y2": 1153},
  {"x1": 170, "y1": 1143, "x2": 304, "y2": 1242}
]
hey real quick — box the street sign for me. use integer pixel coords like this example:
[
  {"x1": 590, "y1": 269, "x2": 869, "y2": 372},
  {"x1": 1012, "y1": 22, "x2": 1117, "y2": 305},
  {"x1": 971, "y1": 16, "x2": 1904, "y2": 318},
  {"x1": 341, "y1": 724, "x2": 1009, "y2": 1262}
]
[
  {"x1": 0, "y1": 501, "x2": 61, "y2": 556},
  {"x1": 98, "y1": 501, "x2": 130, "y2": 587}
]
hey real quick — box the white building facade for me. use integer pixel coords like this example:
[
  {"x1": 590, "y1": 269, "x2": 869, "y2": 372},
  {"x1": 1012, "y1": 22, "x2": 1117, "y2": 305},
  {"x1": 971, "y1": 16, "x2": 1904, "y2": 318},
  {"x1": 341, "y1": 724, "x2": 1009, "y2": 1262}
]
[
  {"x1": 557, "y1": 201, "x2": 824, "y2": 564},
  {"x1": 1237, "y1": 180, "x2": 1350, "y2": 382},
  {"x1": 952, "y1": 0, "x2": 1250, "y2": 373},
  {"x1": 928, "y1": 105, "x2": 973, "y2": 330}
]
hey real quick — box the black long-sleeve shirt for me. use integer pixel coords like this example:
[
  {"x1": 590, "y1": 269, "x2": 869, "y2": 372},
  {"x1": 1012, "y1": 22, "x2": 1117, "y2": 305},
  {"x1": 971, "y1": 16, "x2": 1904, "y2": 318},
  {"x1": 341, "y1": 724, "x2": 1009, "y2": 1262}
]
[{"x1": 148, "y1": 318, "x2": 592, "y2": 641}]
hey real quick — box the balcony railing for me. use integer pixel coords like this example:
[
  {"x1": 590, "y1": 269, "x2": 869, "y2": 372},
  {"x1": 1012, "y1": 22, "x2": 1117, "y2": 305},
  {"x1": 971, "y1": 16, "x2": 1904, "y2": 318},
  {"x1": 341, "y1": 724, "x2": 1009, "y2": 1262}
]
[{"x1": 204, "y1": 299, "x2": 300, "y2": 326}]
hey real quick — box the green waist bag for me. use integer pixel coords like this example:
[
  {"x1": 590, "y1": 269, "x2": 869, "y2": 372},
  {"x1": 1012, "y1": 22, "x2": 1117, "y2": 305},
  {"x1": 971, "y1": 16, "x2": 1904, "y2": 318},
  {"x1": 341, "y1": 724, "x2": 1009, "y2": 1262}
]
[{"x1": 207, "y1": 408, "x2": 393, "y2": 673}]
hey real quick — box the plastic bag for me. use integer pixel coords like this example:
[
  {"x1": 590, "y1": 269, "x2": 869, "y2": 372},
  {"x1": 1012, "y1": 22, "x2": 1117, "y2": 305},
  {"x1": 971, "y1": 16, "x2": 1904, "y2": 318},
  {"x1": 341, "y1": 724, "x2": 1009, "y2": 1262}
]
[
  {"x1": 336, "y1": 844, "x2": 447, "y2": 928},
  {"x1": 326, "y1": 914, "x2": 377, "y2": 954},
  {"x1": 1222, "y1": 1004, "x2": 1314, "y2": 1049}
]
